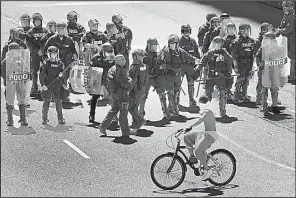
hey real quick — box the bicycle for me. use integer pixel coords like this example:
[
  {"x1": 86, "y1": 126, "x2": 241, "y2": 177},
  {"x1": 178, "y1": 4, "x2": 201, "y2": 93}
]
[{"x1": 150, "y1": 128, "x2": 237, "y2": 190}]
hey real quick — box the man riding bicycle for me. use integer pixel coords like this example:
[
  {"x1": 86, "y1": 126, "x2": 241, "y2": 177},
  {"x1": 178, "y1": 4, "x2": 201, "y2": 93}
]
[{"x1": 184, "y1": 95, "x2": 219, "y2": 181}]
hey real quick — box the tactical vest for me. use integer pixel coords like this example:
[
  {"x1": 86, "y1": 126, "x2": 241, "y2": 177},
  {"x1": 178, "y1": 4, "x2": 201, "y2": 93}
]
[
  {"x1": 136, "y1": 63, "x2": 148, "y2": 92},
  {"x1": 236, "y1": 36, "x2": 255, "y2": 60},
  {"x1": 164, "y1": 49, "x2": 185, "y2": 70},
  {"x1": 207, "y1": 49, "x2": 229, "y2": 76}
]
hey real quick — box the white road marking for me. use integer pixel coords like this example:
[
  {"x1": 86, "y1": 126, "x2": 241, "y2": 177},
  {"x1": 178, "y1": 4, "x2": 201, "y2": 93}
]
[
  {"x1": 217, "y1": 131, "x2": 295, "y2": 172},
  {"x1": 23, "y1": 1, "x2": 143, "y2": 7},
  {"x1": 63, "y1": 139, "x2": 90, "y2": 159}
]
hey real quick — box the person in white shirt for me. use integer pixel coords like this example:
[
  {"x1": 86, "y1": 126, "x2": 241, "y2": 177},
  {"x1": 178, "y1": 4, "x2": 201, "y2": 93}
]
[{"x1": 184, "y1": 95, "x2": 218, "y2": 181}]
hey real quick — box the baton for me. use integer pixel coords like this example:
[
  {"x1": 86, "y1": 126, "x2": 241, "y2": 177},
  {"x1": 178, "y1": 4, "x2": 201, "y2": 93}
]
[
  {"x1": 195, "y1": 67, "x2": 203, "y2": 98},
  {"x1": 194, "y1": 74, "x2": 239, "y2": 82}
]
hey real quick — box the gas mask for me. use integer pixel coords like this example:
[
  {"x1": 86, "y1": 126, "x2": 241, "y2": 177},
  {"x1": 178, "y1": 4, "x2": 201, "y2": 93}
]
[{"x1": 90, "y1": 24, "x2": 98, "y2": 34}]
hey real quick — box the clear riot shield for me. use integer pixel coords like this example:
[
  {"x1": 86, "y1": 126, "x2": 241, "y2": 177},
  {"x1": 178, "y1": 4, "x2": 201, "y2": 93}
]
[
  {"x1": 84, "y1": 67, "x2": 104, "y2": 95},
  {"x1": 5, "y1": 49, "x2": 30, "y2": 105},
  {"x1": 69, "y1": 62, "x2": 87, "y2": 94},
  {"x1": 262, "y1": 38, "x2": 288, "y2": 88},
  {"x1": 276, "y1": 35, "x2": 289, "y2": 86}
]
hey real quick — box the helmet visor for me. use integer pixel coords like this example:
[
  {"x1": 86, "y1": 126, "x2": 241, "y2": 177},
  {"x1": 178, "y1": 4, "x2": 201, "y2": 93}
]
[{"x1": 48, "y1": 52, "x2": 59, "y2": 62}]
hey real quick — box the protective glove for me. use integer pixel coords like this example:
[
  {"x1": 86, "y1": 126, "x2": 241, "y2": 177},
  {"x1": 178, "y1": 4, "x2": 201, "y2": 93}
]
[
  {"x1": 62, "y1": 84, "x2": 69, "y2": 90},
  {"x1": 38, "y1": 50, "x2": 43, "y2": 56},
  {"x1": 42, "y1": 85, "x2": 48, "y2": 91},
  {"x1": 59, "y1": 72, "x2": 63, "y2": 77}
]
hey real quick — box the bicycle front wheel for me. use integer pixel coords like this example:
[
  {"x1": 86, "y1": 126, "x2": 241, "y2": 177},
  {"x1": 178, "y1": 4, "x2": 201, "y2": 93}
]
[
  {"x1": 207, "y1": 149, "x2": 236, "y2": 186},
  {"x1": 150, "y1": 153, "x2": 186, "y2": 190}
]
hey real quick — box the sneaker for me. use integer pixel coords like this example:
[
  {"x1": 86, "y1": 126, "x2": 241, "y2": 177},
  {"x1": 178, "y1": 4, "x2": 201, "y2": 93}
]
[
  {"x1": 58, "y1": 119, "x2": 66, "y2": 124},
  {"x1": 6, "y1": 120, "x2": 13, "y2": 126},
  {"x1": 277, "y1": 99, "x2": 282, "y2": 105},
  {"x1": 189, "y1": 156, "x2": 198, "y2": 164},
  {"x1": 98, "y1": 125, "x2": 107, "y2": 136},
  {"x1": 201, "y1": 169, "x2": 213, "y2": 181},
  {"x1": 89, "y1": 115, "x2": 95, "y2": 123},
  {"x1": 42, "y1": 119, "x2": 49, "y2": 125}
]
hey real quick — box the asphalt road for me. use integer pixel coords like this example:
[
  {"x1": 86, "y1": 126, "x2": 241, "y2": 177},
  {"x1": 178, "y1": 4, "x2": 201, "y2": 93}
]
[{"x1": 1, "y1": 1, "x2": 295, "y2": 197}]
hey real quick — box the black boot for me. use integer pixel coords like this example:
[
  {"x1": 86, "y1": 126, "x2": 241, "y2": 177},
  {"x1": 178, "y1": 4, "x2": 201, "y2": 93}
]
[
  {"x1": 89, "y1": 114, "x2": 95, "y2": 123},
  {"x1": 271, "y1": 106, "x2": 281, "y2": 114},
  {"x1": 56, "y1": 101, "x2": 65, "y2": 124},
  {"x1": 18, "y1": 104, "x2": 28, "y2": 126},
  {"x1": 6, "y1": 104, "x2": 14, "y2": 126}
]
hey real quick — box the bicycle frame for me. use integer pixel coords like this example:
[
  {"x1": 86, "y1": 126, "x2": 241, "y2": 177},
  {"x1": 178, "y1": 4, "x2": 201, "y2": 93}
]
[{"x1": 166, "y1": 130, "x2": 220, "y2": 175}]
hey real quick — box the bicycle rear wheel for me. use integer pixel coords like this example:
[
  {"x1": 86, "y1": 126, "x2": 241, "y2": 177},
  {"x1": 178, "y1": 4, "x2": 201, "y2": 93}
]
[
  {"x1": 150, "y1": 153, "x2": 186, "y2": 190},
  {"x1": 207, "y1": 149, "x2": 236, "y2": 186}
]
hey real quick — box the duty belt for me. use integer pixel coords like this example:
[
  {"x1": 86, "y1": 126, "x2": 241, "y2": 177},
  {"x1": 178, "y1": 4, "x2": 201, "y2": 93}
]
[
  {"x1": 237, "y1": 58, "x2": 253, "y2": 63},
  {"x1": 209, "y1": 69, "x2": 224, "y2": 76},
  {"x1": 184, "y1": 61, "x2": 194, "y2": 65}
]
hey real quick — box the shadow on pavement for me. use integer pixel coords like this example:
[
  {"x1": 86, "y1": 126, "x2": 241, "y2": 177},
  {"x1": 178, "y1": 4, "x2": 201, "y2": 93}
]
[
  {"x1": 135, "y1": 129, "x2": 154, "y2": 137},
  {"x1": 112, "y1": 136, "x2": 138, "y2": 145},
  {"x1": 4, "y1": 126, "x2": 37, "y2": 135},
  {"x1": 234, "y1": 101, "x2": 259, "y2": 109},
  {"x1": 146, "y1": 118, "x2": 171, "y2": 127},
  {"x1": 153, "y1": 184, "x2": 239, "y2": 197},
  {"x1": 170, "y1": 115, "x2": 197, "y2": 123},
  {"x1": 263, "y1": 113, "x2": 294, "y2": 121},
  {"x1": 216, "y1": 115, "x2": 240, "y2": 124},
  {"x1": 74, "y1": 121, "x2": 100, "y2": 129},
  {"x1": 42, "y1": 124, "x2": 74, "y2": 133},
  {"x1": 179, "y1": 105, "x2": 200, "y2": 114},
  {"x1": 196, "y1": 1, "x2": 283, "y2": 27},
  {"x1": 62, "y1": 101, "x2": 84, "y2": 109}
]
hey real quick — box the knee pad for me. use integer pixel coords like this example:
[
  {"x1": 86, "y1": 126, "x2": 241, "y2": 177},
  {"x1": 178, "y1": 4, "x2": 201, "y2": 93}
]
[{"x1": 121, "y1": 102, "x2": 129, "y2": 111}]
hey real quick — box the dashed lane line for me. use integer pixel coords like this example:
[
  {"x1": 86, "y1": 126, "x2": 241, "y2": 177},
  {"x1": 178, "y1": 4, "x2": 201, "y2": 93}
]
[{"x1": 63, "y1": 139, "x2": 90, "y2": 159}]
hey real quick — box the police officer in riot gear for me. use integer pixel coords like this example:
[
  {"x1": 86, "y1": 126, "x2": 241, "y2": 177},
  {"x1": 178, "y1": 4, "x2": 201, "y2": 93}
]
[
  {"x1": 98, "y1": 54, "x2": 134, "y2": 137},
  {"x1": 66, "y1": 11, "x2": 86, "y2": 59},
  {"x1": 105, "y1": 22, "x2": 121, "y2": 55},
  {"x1": 44, "y1": 22, "x2": 78, "y2": 103},
  {"x1": 211, "y1": 13, "x2": 232, "y2": 39},
  {"x1": 197, "y1": 13, "x2": 218, "y2": 52},
  {"x1": 223, "y1": 22, "x2": 237, "y2": 98},
  {"x1": 139, "y1": 38, "x2": 170, "y2": 120},
  {"x1": 88, "y1": 42, "x2": 115, "y2": 123},
  {"x1": 254, "y1": 22, "x2": 271, "y2": 104},
  {"x1": 255, "y1": 32, "x2": 281, "y2": 116},
  {"x1": 1, "y1": 40, "x2": 28, "y2": 126},
  {"x1": 196, "y1": 36, "x2": 233, "y2": 117},
  {"x1": 82, "y1": 18, "x2": 108, "y2": 65},
  {"x1": 160, "y1": 34, "x2": 198, "y2": 116},
  {"x1": 231, "y1": 22, "x2": 256, "y2": 103},
  {"x1": 40, "y1": 46, "x2": 67, "y2": 125},
  {"x1": 26, "y1": 13, "x2": 47, "y2": 95},
  {"x1": 112, "y1": 14, "x2": 133, "y2": 68},
  {"x1": 276, "y1": 0, "x2": 295, "y2": 82},
  {"x1": 202, "y1": 16, "x2": 221, "y2": 54},
  {"x1": 179, "y1": 24, "x2": 201, "y2": 107},
  {"x1": 40, "y1": 20, "x2": 57, "y2": 60},
  {"x1": 128, "y1": 49, "x2": 148, "y2": 131}
]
